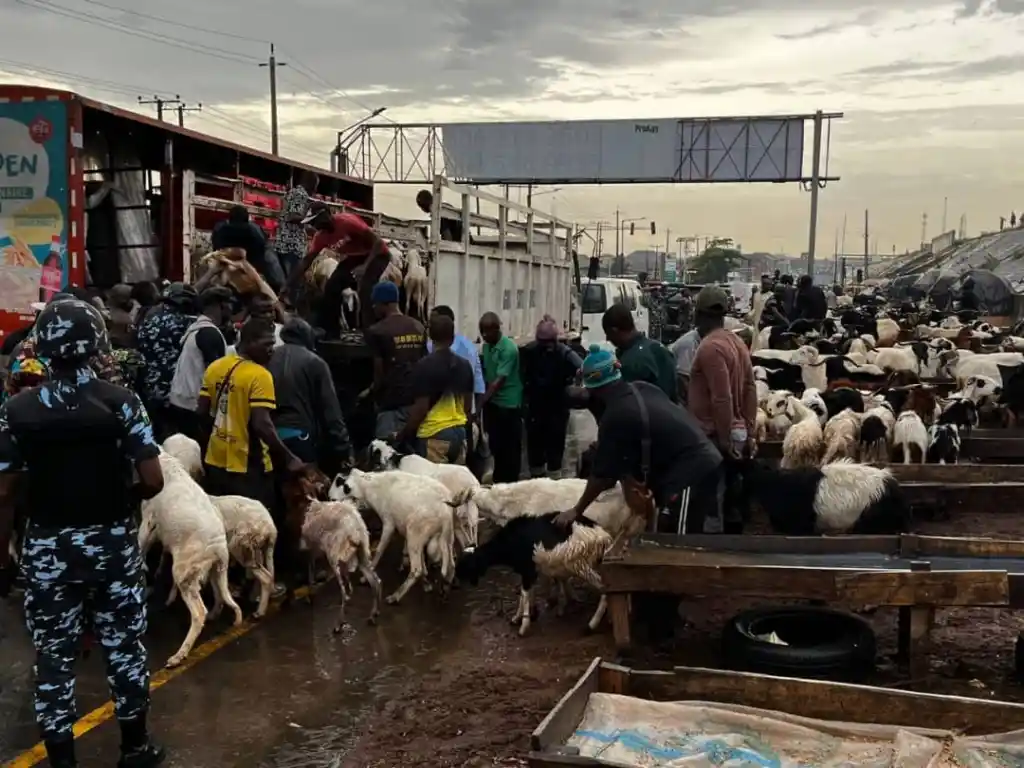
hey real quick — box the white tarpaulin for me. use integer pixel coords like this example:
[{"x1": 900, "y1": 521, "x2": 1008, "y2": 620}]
[{"x1": 567, "y1": 693, "x2": 1024, "y2": 766}]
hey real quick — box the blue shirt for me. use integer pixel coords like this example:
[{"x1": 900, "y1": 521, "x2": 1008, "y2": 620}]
[{"x1": 427, "y1": 334, "x2": 485, "y2": 410}]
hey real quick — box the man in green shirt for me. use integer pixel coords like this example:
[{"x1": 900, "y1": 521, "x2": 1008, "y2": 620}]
[
  {"x1": 479, "y1": 311, "x2": 524, "y2": 482},
  {"x1": 602, "y1": 304, "x2": 678, "y2": 402}
]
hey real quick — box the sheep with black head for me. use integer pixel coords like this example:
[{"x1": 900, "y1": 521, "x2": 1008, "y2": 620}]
[{"x1": 738, "y1": 458, "x2": 910, "y2": 536}]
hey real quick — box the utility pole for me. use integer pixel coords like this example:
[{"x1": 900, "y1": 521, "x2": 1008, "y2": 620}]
[
  {"x1": 138, "y1": 94, "x2": 181, "y2": 122},
  {"x1": 863, "y1": 209, "x2": 870, "y2": 280},
  {"x1": 941, "y1": 196, "x2": 948, "y2": 233},
  {"x1": 259, "y1": 43, "x2": 286, "y2": 155},
  {"x1": 176, "y1": 102, "x2": 202, "y2": 127}
]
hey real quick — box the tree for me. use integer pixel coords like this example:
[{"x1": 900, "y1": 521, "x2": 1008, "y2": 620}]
[{"x1": 689, "y1": 238, "x2": 745, "y2": 283}]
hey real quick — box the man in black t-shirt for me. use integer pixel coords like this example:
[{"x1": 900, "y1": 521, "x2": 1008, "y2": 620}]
[
  {"x1": 365, "y1": 282, "x2": 426, "y2": 439},
  {"x1": 395, "y1": 314, "x2": 474, "y2": 464}
]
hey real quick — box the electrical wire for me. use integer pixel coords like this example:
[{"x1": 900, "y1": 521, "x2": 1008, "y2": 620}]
[
  {"x1": 0, "y1": 57, "x2": 330, "y2": 162},
  {"x1": 42, "y1": 0, "x2": 392, "y2": 118},
  {"x1": 14, "y1": 0, "x2": 263, "y2": 65}
]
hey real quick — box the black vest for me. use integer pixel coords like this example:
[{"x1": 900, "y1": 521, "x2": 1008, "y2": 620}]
[{"x1": 6, "y1": 379, "x2": 137, "y2": 528}]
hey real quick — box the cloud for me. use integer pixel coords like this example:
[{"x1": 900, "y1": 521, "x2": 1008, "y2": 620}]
[{"x1": 4, "y1": 0, "x2": 1024, "y2": 256}]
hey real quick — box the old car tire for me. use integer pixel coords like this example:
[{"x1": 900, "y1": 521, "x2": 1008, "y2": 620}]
[{"x1": 722, "y1": 606, "x2": 876, "y2": 682}]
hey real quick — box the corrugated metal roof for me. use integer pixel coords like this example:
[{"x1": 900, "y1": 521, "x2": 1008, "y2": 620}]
[{"x1": 878, "y1": 228, "x2": 1024, "y2": 291}]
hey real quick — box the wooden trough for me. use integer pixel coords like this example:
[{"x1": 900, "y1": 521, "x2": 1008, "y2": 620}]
[
  {"x1": 528, "y1": 660, "x2": 1024, "y2": 766},
  {"x1": 600, "y1": 533, "x2": 1024, "y2": 675},
  {"x1": 758, "y1": 433, "x2": 1024, "y2": 462}
]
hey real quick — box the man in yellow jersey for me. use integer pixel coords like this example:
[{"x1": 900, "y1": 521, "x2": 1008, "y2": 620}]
[
  {"x1": 394, "y1": 313, "x2": 474, "y2": 463},
  {"x1": 196, "y1": 319, "x2": 303, "y2": 507}
]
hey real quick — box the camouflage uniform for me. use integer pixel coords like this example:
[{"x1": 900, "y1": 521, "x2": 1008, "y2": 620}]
[
  {"x1": 0, "y1": 298, "x2": 164, "y2": 768},
  {"x1": 647, "y1": 290, "x2": 666, "y2": 342}
]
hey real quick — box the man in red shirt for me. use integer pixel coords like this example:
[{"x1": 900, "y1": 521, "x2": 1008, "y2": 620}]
[{"x1": 283, "y1": 203, "x2": 389, "y2": 336}]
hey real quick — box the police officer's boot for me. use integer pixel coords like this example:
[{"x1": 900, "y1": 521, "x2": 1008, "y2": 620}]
[
  {"x1": 43, "y1": 735, "x2": 77, "y2": 767},
  {"x1": 116, "y1": 714, "x2": 165, "y2": 768}
]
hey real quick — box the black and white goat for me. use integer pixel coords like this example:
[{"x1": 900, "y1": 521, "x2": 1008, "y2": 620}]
[
  {"x1": 739, "y1": 459, "x2": 910, "y2": 535},
  {"x1": 454, "y1": 512, "x2": 611, "y2": 636},
  {"x1": 927, "y1": 423, "x2": 961, "y2": 465}
]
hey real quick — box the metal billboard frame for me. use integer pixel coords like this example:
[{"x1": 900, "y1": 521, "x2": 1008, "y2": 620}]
[{"x1": 337, "y1": 110, "x2": 842, "y2": 277}]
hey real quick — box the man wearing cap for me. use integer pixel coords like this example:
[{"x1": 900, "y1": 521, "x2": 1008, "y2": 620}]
[
  {"x1": 558, "y1": 343, "x2": 723, "y2": 642},
  {"x1": 366, "y1": 281, "x2": 426, "y2": 441},
  {"x1": 601, "y1": 303, "x2": 678, "y2": 402},
  {"x1": 0, "y1": 298, "x2": 167, "y2": 768},
  {"x1": 689, "y1": 285, "x2": 758, "y2": 534},
  {"x1": 283, "y1": 203, "x2": 390, "y2": 338}
]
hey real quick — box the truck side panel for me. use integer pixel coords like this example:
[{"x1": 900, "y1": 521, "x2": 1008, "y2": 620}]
[
  {"x1": 0, "y1": 89, "x2": 76, "y2": 337},
  {"x1": 433, "y1": 249, "x2": 571, "y2": 341}
]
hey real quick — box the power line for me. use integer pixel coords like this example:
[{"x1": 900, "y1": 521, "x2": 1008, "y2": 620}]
[
  {"x1": 29, "y1": 0, "x2": 393, "y2": 117},
  {"x1": 138, "y1": 93, "x2": 181, "y2": 121},
  {"x1": 14, "y1": 0, "x2": 262, "y2": 65},
  {"x1": 0, "y1": 56, "x2": 327, "y2": 160},
  {"x1": 75, "y1": 0, "x2": 270, "y2": 44}
]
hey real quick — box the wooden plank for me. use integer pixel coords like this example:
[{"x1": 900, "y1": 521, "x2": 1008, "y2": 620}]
[
  {"x1": 637, "y1": 533, "x2": 900, "y2": 555},
  {"x1": 906, "y1": 534, "x2": 1024, "y2": 559},
  {"x1": 607, "y1": 595, "x2": 631, "y2": 650},
  {"x1": 602, "y1": 561, "x2": 842, "y2": 601},
  {"x1": 530, "y1": 657, "x2": 602, "y2": 752},
  {"x1": 759, "y1": 438, "x2": 1024, "y2": 461},
  {"x1": 905, "y1": 482, "x2": 1024, "y2": 509},
  {"x1": 654, "y1": 666, "x2": 1024, "y2": 734},
  {"x1": 884, "y1": 463, "x2": 1024, "y2": 483},
  {"x1": 835, "y1": 570, "x2": 1009, "y2": 606}
]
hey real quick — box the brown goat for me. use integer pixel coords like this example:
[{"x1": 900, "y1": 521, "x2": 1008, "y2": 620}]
[
  {"x1": 279, "y1": 466, "x2": 332, "y2": 603},
  {"x1": 903, "y1": 385, "x2": 939, "y2": 426}
]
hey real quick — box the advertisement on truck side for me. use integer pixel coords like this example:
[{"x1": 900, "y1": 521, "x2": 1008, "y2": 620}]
[{"x1": 0, "y1": 100, "x2": 68, "y2": 315}]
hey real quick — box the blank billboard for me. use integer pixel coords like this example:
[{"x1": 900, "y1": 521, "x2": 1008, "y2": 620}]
[{"x1": 441, "y1": 116, "x2": 806, "y2": 184}]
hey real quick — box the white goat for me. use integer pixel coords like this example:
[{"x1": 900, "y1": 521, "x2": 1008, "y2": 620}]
[
  {"x1": 821, "y1": 408, "x2": 862, "y2": 465},
  {"x1": 454, "y1": 478, "x2": 632, "y2": 538},
  {"x1": 876, "y1": 318, "x2": 900, "y2": 347},
  {"x1": 892, "y1": 410, "x2": 928, "y2": 464},
  {"x1": 209, "y1": 495, "x2": 277, "y2": 619},
  {"x1": 368, "y1": 439, "x2": 480, "y2": 549},
  {"x1": 329, "y1": 469, "x2": 455, "y2": 604},
  {"x1": 339, "y1": 287, "x2": 360, "y2": 332},
  {"x1": 139, "y1": 453, "x2": 242, "y2": 668},
  {"x1": 161, "y1": 433, "x2": 203, "y2": 480},
  {"x1": 301, "y1": 498, "x2": 382, "y2": 632},
  {"x1": 403, "y1": 246, "x2": 428, "y2": 322},
  {"x1": 779, "y1": 396, "x2": 823, "y2": 469}
]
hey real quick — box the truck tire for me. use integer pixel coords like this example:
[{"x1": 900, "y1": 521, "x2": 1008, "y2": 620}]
[{"x1": 722, "y1": 605, "x2": 876, "y2": 682}]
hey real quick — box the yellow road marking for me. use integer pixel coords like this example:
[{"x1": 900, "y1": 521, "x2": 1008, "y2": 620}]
[{"x1": 3, "y1": 585, "x2": 314, "y2": 768}]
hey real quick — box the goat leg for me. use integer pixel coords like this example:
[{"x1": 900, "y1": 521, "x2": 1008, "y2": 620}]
[
  {"x1": 359, "y1": 560, "x2": 382, "y2": 624},
  {"x1": 518, "y1": 587, "x2": 534, "y2": 637},
  {"x1": 331, "y1": 562, "x2": 347, "y2": 634},
  {"x1": 587, "y1": 595, "x2": 608, "y2": 633}
]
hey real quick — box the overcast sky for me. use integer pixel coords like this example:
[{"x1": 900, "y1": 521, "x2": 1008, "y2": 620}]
[{"x1": 4, "y1": 0, "x2": 1024, "y2": 260}]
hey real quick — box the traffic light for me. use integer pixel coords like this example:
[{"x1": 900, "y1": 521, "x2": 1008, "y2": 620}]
[
  {"x1": 629, "y1": 222, "x2": 635, "y2": 235},
  {"x1": 650, "y1": 221, "x2": 657, "y2": 235}
]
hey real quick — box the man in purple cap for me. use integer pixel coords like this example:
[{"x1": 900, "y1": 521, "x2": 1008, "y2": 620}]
[{"x1": 519, "y1": 315, "x2": 582, "y2": 478}]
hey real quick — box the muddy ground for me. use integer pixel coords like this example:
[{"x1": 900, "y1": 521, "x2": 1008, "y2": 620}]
[{"x1": 334, "y1": 505, "x2": 1024, "y2": 768}]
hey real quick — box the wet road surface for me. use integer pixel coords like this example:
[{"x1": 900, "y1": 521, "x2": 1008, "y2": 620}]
[
  {"x1": 0, "y1": 411, "x2": 602, "y2": 768},
  {"x1": 0, "y1": 572, "x2": 490, "y2": 767}
]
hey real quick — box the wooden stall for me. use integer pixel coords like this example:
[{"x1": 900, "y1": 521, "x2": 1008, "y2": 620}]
[
  {"x1": 600, "y1": 534, "x2": 1024, "y2": 674},
  {"x1": 528, "y1": 660, "x2": 1024, "y2": 766}
]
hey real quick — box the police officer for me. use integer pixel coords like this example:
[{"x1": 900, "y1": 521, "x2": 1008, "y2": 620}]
[{"x1": 0, "y1": 298, "x2": 167, "y2": 768}]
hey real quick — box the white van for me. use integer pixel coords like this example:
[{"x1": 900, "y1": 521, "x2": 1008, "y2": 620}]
[{"x1": 578, "y1": 278, "x2": 649, "y2": 351}]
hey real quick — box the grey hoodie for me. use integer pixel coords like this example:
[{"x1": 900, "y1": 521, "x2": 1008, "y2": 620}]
[{"x1": 268, "y1": 318, "x2": 351, "y2": 459}]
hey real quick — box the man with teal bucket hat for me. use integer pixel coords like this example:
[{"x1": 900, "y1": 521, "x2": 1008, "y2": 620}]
[{"x1": 558, "y1": 343, "x2": 723, "y2": 643}]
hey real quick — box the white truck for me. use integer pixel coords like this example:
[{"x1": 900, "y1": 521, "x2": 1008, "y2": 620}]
[{"x1": 378, "y1": 175, "x2": 577, "y2": 342}]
